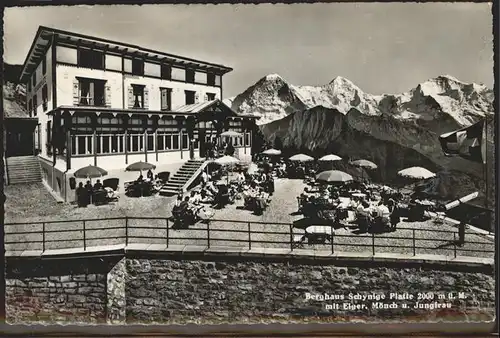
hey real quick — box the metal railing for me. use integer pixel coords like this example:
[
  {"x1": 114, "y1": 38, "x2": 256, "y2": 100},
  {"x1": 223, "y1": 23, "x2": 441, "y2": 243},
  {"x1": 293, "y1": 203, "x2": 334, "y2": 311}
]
[{"x1": 4, "y1": 216, "x2": 494, "y2": 258}]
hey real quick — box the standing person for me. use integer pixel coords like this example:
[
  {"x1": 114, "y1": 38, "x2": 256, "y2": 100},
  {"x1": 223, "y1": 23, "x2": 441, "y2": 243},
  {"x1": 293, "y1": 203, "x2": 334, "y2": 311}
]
[
  {"x1": 84, "y1": 180, "x2": 93, "y2": 205},
  {"x1": 388, "y1": 199, "x2": 400, "y2": 232},
  {"x1": 76, "y1": 182, "x2": 84, "y2": 207}
]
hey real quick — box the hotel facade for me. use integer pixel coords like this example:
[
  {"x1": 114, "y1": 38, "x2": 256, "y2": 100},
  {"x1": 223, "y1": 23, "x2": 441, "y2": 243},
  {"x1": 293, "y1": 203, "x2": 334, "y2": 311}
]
[{"x1": 19, "y1": 26, "x2": 257, "y2": 197}]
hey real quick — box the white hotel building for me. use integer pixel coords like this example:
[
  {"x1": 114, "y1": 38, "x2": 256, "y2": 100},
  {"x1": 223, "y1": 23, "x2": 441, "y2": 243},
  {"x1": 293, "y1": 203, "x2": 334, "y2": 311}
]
[{"x1": 19, "y1": 26, "x2": 257, "y2": 198}]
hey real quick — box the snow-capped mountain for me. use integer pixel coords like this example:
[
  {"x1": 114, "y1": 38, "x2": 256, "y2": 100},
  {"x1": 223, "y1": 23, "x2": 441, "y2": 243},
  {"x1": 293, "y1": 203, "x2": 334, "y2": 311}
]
[
  {"x1": 230, "y1": 73, "x2": 494, "y2": 202},
  {"x1": 230, "y1": 74, "x2": 493, "y2": 129}
]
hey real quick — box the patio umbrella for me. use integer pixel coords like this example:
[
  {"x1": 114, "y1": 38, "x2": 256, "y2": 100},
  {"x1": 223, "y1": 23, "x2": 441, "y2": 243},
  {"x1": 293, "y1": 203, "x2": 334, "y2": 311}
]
[
  {"x1": 74, "y1": 165, "x2": 108, "y2": 181},
  {"x1": 247, "y1": 163, "x2": 259, "y2": 175},
  {"x1": 318, "y1": 154, "x2": 342, "y2": 169},
  {"x1": 316, "y1": 170, "x2": 353, "y2": 183},
  {"x1": 350, "y1": 159, "x2": 378, "y2": 181},
  {"x1": 289, "y1": 154, "x2": 314, "y2": 162},
  {"x1": 214, "y1": 155, "x2": 240, "y2": 183},
  {"x1": 262, "y1": 148, "x2": 282, "y2": 156},
  {"x1": 319, "y1": 154, "x2": 342, "y2": 162},
  {"x1": 220, "y1": 130, "x2": 243, "y2": 137},
  {"x1": 397, "y1": 167, "x2": 436, "y2": 180},
  {"x1": 126, "y1": 161, "x2": 156, "y2": 172}
]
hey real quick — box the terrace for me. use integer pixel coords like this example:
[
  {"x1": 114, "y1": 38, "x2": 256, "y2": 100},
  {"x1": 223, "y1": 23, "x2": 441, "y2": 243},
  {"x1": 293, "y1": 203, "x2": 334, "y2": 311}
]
[{"x1": 5, "y1": 178, "x2": 494, "y2": 260}]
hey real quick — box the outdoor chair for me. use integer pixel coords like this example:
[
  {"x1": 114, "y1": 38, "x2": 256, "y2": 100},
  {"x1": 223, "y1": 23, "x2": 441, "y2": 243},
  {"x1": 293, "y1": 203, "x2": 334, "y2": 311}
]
[
  {"x1": 292, "y1": 232, "x2": 306, "y2": 248},
  {"x1": 93, "y1": 190, "x2": 108, "y2": 205},
  {"x1": 103, "y1": 178, "x2": 119, "y2": 191},
  {"x1": 157, "y1": 171, "x2": 170, "y2": 183}
]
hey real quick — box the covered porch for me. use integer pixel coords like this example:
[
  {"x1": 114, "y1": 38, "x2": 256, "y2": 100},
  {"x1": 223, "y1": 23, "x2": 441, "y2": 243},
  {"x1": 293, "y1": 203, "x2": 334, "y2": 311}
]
[{"x1": 46, "y1": 99, "x2": 258, "y2": 171}]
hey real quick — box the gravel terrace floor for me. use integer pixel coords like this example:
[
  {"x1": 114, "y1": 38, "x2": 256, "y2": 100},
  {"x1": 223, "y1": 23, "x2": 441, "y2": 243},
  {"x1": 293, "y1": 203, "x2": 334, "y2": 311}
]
[{"x1": 4, "y1": 180, "x2": 494, "y2": 258}]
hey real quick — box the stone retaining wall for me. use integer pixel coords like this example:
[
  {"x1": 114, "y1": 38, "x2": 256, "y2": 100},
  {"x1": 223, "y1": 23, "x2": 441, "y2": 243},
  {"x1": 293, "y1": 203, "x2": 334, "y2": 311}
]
[
  {"x1": 5, "y1": 255, "x2": 495, "y2": 324},
  {"x1": 125, "y1": 259, "x2": 495, "y2": 324}
]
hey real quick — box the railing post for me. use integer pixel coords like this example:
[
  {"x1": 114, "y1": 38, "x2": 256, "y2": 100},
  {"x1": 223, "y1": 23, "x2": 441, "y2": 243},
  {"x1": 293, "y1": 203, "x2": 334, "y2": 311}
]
[
  {"x1": 412, "y1": 229, "x2": 416, "y2": 256},
  {"x1": 166, "y1": 218, "x2": 169, "y2": 247},
  {"x1": 248, "y1": 222, "x2": 251, "y2": 250},
  {"x1": 453, "y1": 232, "x2": 457, "y2": 258},
  {"x1": 125, "y1": 216, "x2": 129, "y2": 246},
  {"x1": 371, "y1": 232, "x2": 375, "y2": 256},
  {"x1": 83, "y1": 220, "x2": 86, "y2": 251},
  {"x1": 289, "y1": 224, "x2": 293, "y2": 251},
  {"x1": 42, "y1": 222, "x2": 46, "y2": 252},
  {"x1": 207, "y1": 221, "x2": 210, "y2": 248},
  {"x1": 331, "y1": 231, "x2": 334, "y2": 254}
]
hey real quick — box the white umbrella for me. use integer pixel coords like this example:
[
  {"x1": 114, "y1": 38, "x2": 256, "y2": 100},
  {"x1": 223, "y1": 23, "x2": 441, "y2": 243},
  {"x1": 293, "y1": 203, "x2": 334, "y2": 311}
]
[
  {"x1": 220, "y1": 130, "x2": 242, "y2": 137},
  {"x1": 318, "y1": 154, "x2": 342, "y2": 169},
  {"x1": 289, "y1": 154, "x2": 314, "y2": 162},
  {"x1": 262, "y1": 148, "x2": 282, "y2": 156},
  {"x1": 398, "y1": 167, "x2": 436, "y2": 180},
  {"x1": 318, "y1": 154, "x2": 342, "y2": 162},
  {"x1": 316, "y1": 170, "x2": 353, "y2": 183},
  {"x1": 214, "y1": 155, "x2": 240, "y2": 165},
  {"x1": 214, "y1": 155, "x2": 240, "y2": 183}
]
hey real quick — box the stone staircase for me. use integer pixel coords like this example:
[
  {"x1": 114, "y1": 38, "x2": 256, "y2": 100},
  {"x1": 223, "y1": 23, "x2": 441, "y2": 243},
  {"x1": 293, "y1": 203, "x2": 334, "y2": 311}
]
[
  {"x1": 5, "y1": 155, "x2": 42, "y2": 185},
  {"x1": 159, "y1": 159, "x2": 208, "y2": 196}
]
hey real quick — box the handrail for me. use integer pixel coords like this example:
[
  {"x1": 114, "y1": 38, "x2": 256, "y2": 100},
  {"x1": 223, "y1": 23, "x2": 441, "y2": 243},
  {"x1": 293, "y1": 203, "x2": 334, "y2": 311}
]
[
  {"x1": 181, "y1": 159, "x2": 210, "y2": 193},
  {"x1": 4, "y1": 216, "x2": 495, "y2": 258}
]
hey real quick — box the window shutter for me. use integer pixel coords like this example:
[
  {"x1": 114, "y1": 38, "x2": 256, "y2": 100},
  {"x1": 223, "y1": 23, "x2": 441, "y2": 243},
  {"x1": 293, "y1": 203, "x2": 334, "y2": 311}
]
[
  {"x1": 194, "y1": 92, "x2": 200, "y2": 104},
  {"x1": 143, "y1": 87, "x2": 149, "y2": 109},
  {"x1": 127, "y1": 86, "x2": 134, "y2": 109},
  {"x1": 73, "y1": 79, "x2": 79, "y2": 105},
  {"x1": 105, "y1": 85, "x2": 112, "y2": 107}
]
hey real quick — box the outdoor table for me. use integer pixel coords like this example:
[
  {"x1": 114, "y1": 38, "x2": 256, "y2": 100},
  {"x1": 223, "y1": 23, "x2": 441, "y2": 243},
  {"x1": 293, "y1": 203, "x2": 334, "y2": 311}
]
[
  {"x1": 306, "y1": 226, "x2": 334, "y2": 235},
  {"x1": 305, "y1": 225, "x2": 333, "y2": 244}
]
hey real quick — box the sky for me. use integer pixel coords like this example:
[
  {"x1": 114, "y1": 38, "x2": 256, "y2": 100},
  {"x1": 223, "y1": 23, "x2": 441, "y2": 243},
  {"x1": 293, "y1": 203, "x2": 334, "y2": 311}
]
[{"x1": 4, "y1": 3, "x2": 494, "y2": 98}]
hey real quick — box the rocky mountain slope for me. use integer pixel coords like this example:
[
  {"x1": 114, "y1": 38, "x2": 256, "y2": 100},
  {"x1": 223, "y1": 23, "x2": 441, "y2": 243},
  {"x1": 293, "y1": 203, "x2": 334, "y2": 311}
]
[{"x1": 230, "y1": 74, "x2": 494, "y2": 204}]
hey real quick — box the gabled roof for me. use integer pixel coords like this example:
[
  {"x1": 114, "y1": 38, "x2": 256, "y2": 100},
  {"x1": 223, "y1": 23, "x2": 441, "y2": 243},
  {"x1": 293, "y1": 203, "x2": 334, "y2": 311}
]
[
  {"x1": 175, "y1": 99, "x2": 259, "y2": 119},
  {"x1": 20, "y1": 26, "x2": 233, "y2": 83},
  {"x1": 175, "y1": 100, "x2": 219, "y2": 114}
]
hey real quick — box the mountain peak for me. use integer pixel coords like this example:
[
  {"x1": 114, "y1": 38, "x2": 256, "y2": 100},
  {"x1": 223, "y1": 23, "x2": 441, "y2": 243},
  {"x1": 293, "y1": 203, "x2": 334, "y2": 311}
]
[{"x1": 264, "y1": 73, "x2": 284, "y2": 81}]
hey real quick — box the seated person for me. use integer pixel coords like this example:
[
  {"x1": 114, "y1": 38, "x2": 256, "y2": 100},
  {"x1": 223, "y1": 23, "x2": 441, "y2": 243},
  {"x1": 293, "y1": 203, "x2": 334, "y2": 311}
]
[
  {"x1": 93, "y1": 179, "x2": 103, "y2": 191},
  {"x1": 205, "y1": 180, "x2": 218, "y2": 195},
  {"x1": 147, "y1": 169, "x2": 154, "y2": 181},
  {"x1": 189, "y1": 190, "x2": 201, "y2": 205},
  {"x1": 199, "y1": 189, "x2": 213, "y2": 203},
  {"x1": 137, "y1": 174, "x2": 144, "y2": 182}
]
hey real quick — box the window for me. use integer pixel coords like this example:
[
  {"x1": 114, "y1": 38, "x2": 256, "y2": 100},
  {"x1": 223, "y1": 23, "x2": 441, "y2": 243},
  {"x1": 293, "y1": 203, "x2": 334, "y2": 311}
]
[
  {"x1": 33, "y1": 95, "x2": 38, "y2": 116},
  {"x1": 147, "y1": 135, "x2": 154, "y2": 151},
  {"x1": 27, "y1": 81, "x2": 31, "y2": 93},
  {"x1": 185, "y1": 90, "x2": 195, "y2": 105},
  {"x1": 71, "y1": 135, "x2": 94, "y2": 155},
  {"x1": 132, "y1": 85, "x2": 145, "y2": 108},
  {"x1": 42, "y1": 85, "x2": 48, "y2": 111},
  {"x1": 206, "y1": 93, "x2": 216, "y2": 101},
  {"x1": 182, "y1": 134, "x2": 189, "y2": 149},
  {"x1": 186, "y1": 69, "x2": 195, "y2": 83},
  {"x1": 161, "y1": 64, "x2": 171, "y2": 80},
  {"x1": 32, "y1": 73, "x2": 37, "y2": 87},
  {"x1": 42, "y1": 56, "x2": 47, "y2": 75},
  {"x1": 77, "y1": 78, "x2": 106, "y2": 106},
  {"x1": 132, "y1": 59, "x2": 144, "y2": 76},
  {"x1": 160, "y1": 88, "x2": 172, "y2": 110},
  {"x1": 245, "y1": 132, "x2": 251, "y2": 146},
  {"x1": 127, "y1": 134, "x2": 144, "y2": 152},
  {"x1": 28, "y1": 99, "x2": 32, "y2": 116},
  {"x1": 207, "y1": 73, "x2": 216, "y2": 86},
  {"x1": 78, "y1": 48, "x2": 105, "y2": 70}
]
